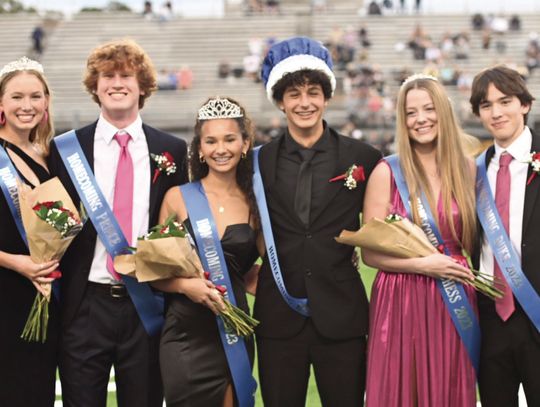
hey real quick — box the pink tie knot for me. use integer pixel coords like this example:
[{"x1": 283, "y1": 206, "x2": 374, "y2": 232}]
[
  {"x1": 499, "y1": 152, "x2": 513, "y2": 167},
  {"x1": 114, "y1": 132, "x2": 131, "y2": 148}
]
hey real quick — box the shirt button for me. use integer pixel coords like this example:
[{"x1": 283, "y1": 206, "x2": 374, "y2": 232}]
[
  {"x1": 305, "y1": 233, "x2": 312, "y2": 239},
  {"x1": 306, "y1": 268, "x2": 312, "y2": 276}
]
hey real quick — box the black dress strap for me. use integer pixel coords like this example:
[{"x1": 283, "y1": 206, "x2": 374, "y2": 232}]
[{"x1": 1, "y1": 138, "x2": 50, "y2": 185}]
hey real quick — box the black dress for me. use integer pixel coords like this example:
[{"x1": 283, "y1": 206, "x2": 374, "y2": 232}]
[
  {"x1": 0, "y1": 139, "x2": 59, "y2": 407},
  {"x1": 160, "y1": 220, "x2": 258, "y2": 407}
]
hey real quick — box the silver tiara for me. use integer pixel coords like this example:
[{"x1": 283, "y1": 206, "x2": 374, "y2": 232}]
[
  {"x1": 401, "y1": 73, "x2": 438, "y2": 88},
  {"x1": 0, "y1": 56, "x2": 44, "y2": 78},
  {"x1": 197, "y1": 97, "x2": 243, "y2": 120}
]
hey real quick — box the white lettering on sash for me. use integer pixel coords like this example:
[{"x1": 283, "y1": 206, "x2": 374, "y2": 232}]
[
  {"x1": 66, "y1": 152, "x2": 103, "y2": 212},
  {"x1": 0, "y1": 166, "x2": 20, "y2": 210}
]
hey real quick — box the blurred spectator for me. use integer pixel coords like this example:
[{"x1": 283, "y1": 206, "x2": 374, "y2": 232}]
[
  {"x1": 424, "y1": 40, "x2": 441, "y2": 63},
  {"x1": 177, "y1": 65, "x2": 193, "y2": 90},
  {"x1": 367, "y1": 1, "x2": 382, "y2": 15},
  {"x1": 481, "y1": 27, "x2": 492, "y2": 50},
  {"x1": 143, "y1": 1, "x2": 153, "y2": 18},
  {"x1": 265, "y1": 0, "x2": 281, "y2": 14},
  {"x1": 31, "y1": 25, "x2": 45, "y2": 57},
  {"x1": 509, "y1": 15, "x2": 521, "y2": 31},
  {"x1": 454, "y1": 33, "x2": 470, "y2": 59},
  {"x1": 245, "y1": 0, "x2": 263, "y2": 14},
  {"x1": 408, "y1": 24, "x2": 427, "y2": 60},
  {"x1": 243, "y1": 54, "x2": 261, "y2": 82},
  {"x1": 157, "y1": 1, "x2": 173, "y2": 21},
  {"x1": 218, "y1": 61, "x2": 231, "y2": 79},
  {"x1": 358, "y1": 25, "x2": 371, "y2": 48},
  {"x1": 157, "y1": 69, "x2": 176, "y2": 90},
  {"x1": 471, "y1": 13, "x2": 485, "y2": 30},
  {"x1": 525, "y1": 35, "x2": 540, "y2": 72},
  {"x1": 491, "y1": 16, "x2": 509, "y2": 34},
  {"x1": 440, "y1": 32, "x2": 454, "y2": 59}
]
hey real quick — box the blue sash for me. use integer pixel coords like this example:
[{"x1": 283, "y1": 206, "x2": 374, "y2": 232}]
[
  {"x1": 0, "y1": 145, "x2": 28, "y2": 246},
  {"x1": 54, "y1": 130, "x2": 164, "y2": 336},
  {"x1": 181, "y1": 181, "x2": 257, "y2": 407},
  {"x1": 0, "y1": 145, "x2": 61, "y2": 300},
  {"x1": 476, "y1": 152, "x2": 540, "y2": 331},
  {"x1": 252, "y1": 147, "x2": 310, "y2": 316},
  {"x1": 386, "y1": 155, "x2": 481, "y2": 372}
]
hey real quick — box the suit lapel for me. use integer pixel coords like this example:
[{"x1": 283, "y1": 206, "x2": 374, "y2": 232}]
[
  {"x1": 78, "y1": 122, "x2": 97, "y2": 171},
  {"x1": 310, "y1": 134, "x2": 349, "y2": 225},
  {"x1": 144, "y1": 124, "x2": 161, "y2": 227},
  {"x1": 523, "y1": 130, "x2": 540, "y2": 234}
]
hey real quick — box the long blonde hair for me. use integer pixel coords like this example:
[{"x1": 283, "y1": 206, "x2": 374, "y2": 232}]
[
  {"x1": 0, "y1": 69, "x2": 54, "y2": 155},
  {"x1": 395, "y1": 77, "x2": 476, "y2": 253}
]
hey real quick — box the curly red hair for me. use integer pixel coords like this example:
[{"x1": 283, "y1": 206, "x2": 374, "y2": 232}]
[{"x1": 83, "y1": 39, "x2": 157, "y2": 108}]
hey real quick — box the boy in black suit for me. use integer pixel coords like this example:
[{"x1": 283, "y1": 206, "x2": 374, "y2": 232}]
[
  {"x1": 254, "y1": 37, "x2": 381, "y2": 406},
  {"x1": 470, "y1": 65, "x2": 540, "y2": 407},
  {"x1": 48, "y1": 39, "x2": 188, "y2": 407}
]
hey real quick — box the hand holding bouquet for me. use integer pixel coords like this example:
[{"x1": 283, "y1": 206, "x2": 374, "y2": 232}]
[
  {"x1": 114, "y1": 216, "x2": 259, "y2": 337},
  {"x1": 18, "y1": 177, "x2": 84, "y2": 342},
  {"x1": 336, "y1": 214, "x2": 504, "y2": 300}
]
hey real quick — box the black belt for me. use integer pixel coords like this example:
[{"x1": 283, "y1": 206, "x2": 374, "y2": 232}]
[{"x1": 88, "y1": 282, "x2": 129, "y2": 298}]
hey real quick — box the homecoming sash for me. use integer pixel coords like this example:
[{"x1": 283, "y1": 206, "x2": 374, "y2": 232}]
[
  {"x1": 54, "y1": 130, "x2": 164, "y2": 336},
  {"x1": 181, "y1": 182, "x2": 257, "y2": 407},
  {"x1": 476, "y1": 152, "x2": 540, "y2": 331},
  {"x1": 386, "y1": 155, "x2": 481, "y2": 372},
  {"x1": 252, "y1": 147, "x2": 310, "y2": 316},
  {"x1": 0, "y1": 145, "x2": 61, "y2": 300},
  {"x1": 0, "y1": 145, "x2": 28, "y2": 246}
]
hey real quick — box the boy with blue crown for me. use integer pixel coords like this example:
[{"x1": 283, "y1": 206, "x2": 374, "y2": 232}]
[{"x1": 253, "y1": 36, "x2": 381, "y2": 406}]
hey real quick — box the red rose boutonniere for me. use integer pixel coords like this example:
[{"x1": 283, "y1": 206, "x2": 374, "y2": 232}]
[
  {"x1": 526, "y1": 151, "x2": 540, "y2": 185},
  {"x1": 329, "y1": 164, "x2": 365, "y2": 190},
  {"x1": 151, "y1": 152, "x2": 177, "y2": 184}
]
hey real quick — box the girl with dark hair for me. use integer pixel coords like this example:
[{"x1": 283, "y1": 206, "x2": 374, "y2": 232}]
[{"x1": 154, "y1": 96, "x2": 263, "y2": 407}]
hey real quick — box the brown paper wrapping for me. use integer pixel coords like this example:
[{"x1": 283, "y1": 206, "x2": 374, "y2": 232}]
[
  {"x1": 335, "y1": 217, "x2": 437, "y2": 258},
  {"x1": 114, "y1": 236, "x2": 204, "y2": 282},
  {"x1": 18, "y1": 177, "x2": 82, "y2": 300}
]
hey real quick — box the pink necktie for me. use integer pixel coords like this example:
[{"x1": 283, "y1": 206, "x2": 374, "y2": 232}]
[
  {"x1": 494, "y1": 152, "x2": 515, "y2": 321},
  {"x1": 106, "y1": 131, "x2": 134, "y2": 281}
]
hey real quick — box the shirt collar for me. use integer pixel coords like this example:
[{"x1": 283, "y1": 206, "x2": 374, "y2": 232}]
[
  {"x1": 284, "y1": 121, "x2": 331, "y2": 154},
  {"x1": 494, "y1": 126, "x2": 532, "y2": 163},
  {"x1": 96, "y1": 113, "x2": 144, "y2": 145}
]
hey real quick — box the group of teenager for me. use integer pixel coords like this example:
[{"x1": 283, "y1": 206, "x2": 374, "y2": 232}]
[{"x1": 0, "y1": 34, "x2": 538, "y2": 407}]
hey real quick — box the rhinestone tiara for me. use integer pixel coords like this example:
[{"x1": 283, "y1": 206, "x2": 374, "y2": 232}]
[
  {"x1": 197, "y1": 97, "x2": 243, "y2": 120},
  {"x1": 0, "y1": 56, "x2": 44, "y2": 78},
  {"x1": 401, "y1": 73, "x2": 438, "y2": 88}
]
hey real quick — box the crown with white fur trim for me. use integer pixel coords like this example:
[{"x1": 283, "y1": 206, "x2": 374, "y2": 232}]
[{"x1": 261, "y1": 36, "x2": 336, "y2": 104}]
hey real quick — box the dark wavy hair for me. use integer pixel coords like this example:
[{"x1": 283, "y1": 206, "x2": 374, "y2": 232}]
[
  {"x1": 271, "y1": 69, "x2": 333, "y2": 103},
  {"x1": 190, "y1": 97, "x2": 260, "y2": 229}
]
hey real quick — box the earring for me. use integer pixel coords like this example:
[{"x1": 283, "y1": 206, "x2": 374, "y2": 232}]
[
  {"x1": 199, "y1": 155, "x2": 206, "y2": 163},
  {"x1": 241, "y1": 152, "x2": 247, "y2": 159},
  {"x1": 41, "y1": 110, "x2": 48, "y2": 124},
  {"x1": 0, "y1": 111, "x2": 5, "y2": 126}
]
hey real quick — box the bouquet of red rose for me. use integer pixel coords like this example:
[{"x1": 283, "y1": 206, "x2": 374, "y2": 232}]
[
  {"x1": 18, "y1": 177, "x2": 84, "y2": 342},
  {"x1": 336, "y1": 214, "x2": 504, "y2": 300},
  {"x1": 114, "y1": 216, "x2": 259, "y2": 337}
]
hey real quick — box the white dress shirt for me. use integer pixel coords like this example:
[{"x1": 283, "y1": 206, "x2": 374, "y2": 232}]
[
  {"x1": 88, "y1": 114, "x2": 151, "y2": 284},
  {"x1": 479, "y1": 126, "x2": 531, "y2": 276}
]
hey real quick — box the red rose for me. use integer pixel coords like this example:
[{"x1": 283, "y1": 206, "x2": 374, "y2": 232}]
[{"x1": 352, "y1": 166, "x2": 365, "y2": 182}]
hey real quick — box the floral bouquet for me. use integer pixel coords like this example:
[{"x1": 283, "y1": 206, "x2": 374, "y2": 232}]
[
  {"x1": 335, "y1": 214, "x2": 504, "y2": 300},
  {"x1": 114, "y1": 216, "x2": 259, "y2": 337},
  {"x1": 18, "y1": 177, "x2": 84, "y2": 342}
]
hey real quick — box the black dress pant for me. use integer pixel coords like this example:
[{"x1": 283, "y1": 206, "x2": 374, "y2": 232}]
[
  {"x1": 59, "y1": 283, "x2": 162, "y2": 407},
  {"x1": 478, "y1": 303, "x2": 540, "y2": 407},
  {"x1": 257, "y1": 319, "x2": 366, "y2": 407}
]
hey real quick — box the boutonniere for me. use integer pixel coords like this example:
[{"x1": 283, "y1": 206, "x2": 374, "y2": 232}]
[
  {"x1": 150, "y1": 152, "x2": 177, "y2": 183},
  {"x1": 526, "y1": 151, "x2": 540, "y2": 185},
  {"x1": 329, "y1": 164, "x2": 365, "y2": 190}
]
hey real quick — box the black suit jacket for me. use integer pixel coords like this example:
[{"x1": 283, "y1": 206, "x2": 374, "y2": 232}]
[
  {"x1": 47, "y1": 122, "x2": 188, "y2": 328},
  {"x1": 477, "y1": 129, "x2": 540, "y2": 314},
  {"x1": 254, "y1": 128, "x2": 381, "y2": 340}
]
